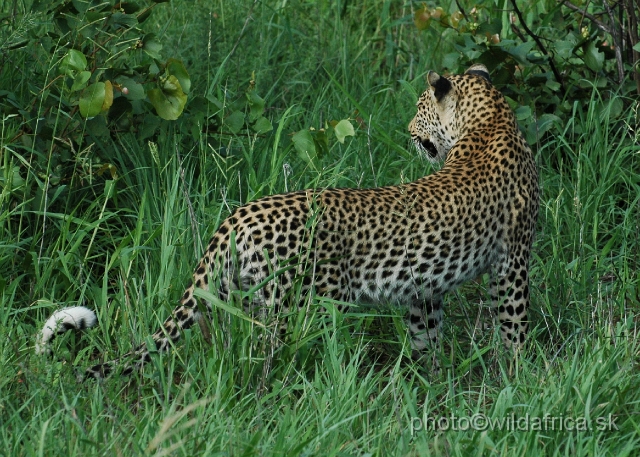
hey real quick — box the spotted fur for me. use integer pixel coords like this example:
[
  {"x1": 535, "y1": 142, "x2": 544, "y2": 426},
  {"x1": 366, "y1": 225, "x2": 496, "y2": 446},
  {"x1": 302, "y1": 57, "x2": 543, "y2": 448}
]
[{"x1": 49, "y1": 64, "x2": 538, "y2": 379}]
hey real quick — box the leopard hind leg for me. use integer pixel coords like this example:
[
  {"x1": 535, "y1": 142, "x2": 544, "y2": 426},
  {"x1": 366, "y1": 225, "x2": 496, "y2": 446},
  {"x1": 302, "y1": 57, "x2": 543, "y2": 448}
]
[{"x1": 408, "y1": 296, "x2": 443, "y2": 372}]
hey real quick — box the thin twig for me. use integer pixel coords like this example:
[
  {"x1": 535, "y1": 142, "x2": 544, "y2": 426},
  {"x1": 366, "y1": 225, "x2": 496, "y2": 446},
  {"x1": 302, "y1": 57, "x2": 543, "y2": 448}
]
[
  {"x1": 624, "y1": 0, "x2": 640, "y2": 95},
  {"x1": 561, "y1": 0, "x2": 628, "y2": 86},
  {"x1": 510, "y1": 22, "x2": 527, "y2": 43},
  {"x1": 560, "y1": 0, "x2": 611, "y2": 34},
  {"x1": 601, "y1": 0, "x2": 625, "y2": 84},
  {"x1": 510, "y1": 0, "x2": 565, "y2": 95},
  {"x1": 454, "y1": 0, "x2": 469, "y2": 22}
]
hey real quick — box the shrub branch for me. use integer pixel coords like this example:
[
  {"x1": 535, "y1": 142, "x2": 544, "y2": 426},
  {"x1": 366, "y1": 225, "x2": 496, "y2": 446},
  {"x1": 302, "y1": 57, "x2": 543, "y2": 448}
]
[{"x1": 509, "y1": 0, "x2": 565, "y2": 96}]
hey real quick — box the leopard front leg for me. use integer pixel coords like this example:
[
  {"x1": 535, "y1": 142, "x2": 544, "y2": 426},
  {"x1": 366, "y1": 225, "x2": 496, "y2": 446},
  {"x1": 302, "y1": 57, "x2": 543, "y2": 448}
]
[
  {"x1": 490, "y1": 256, "x2": 530, "y2": 350},
  {"x1": 408, "y1": 297, "x2": 443, "y2": 370}
]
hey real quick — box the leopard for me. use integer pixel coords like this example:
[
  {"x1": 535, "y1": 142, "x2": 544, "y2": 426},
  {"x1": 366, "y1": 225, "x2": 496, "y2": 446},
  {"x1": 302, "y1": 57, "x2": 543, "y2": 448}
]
[{"x1": 37, "y1": 64, "x2": 539, "y2": 380}]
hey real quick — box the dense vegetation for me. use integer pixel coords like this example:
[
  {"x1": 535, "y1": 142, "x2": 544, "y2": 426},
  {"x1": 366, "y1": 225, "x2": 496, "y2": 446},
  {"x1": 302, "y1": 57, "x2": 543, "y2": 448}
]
[{"x1": 1, "y1": 0, "x2": 639, "y2": 455}]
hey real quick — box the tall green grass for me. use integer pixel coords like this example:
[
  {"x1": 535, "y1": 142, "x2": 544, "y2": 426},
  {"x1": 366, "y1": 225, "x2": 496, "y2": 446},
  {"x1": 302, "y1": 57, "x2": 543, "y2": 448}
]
[{"x1": 1, "y1": 1, "x2": 639, "y2": 455}]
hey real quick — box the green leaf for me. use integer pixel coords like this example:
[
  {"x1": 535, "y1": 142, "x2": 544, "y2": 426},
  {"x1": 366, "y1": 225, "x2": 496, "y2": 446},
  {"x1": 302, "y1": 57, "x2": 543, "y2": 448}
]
[
  {"x1": 228, "y1": 96, "x2": 246, "y2": 113},
  {"x1": 292, "y1": 130, "x2": 317, "y2": 164},
  {"x1": 500, "y1": 41, "x2": 535, "y2": 65},
  {"x1": 72, "y1": 0, "x2": 90, "y2": 13},
  {"x1": 414, "y1": 5, "x2": 431, "y2": 31},
  {"x1": 334, "y1": 119, "x2": 355, "y2": 144},
  {"x1": 166, "y1": 59, "x2": 190, "y2": 94},
  {"x1": 224, "y1": 111, "x2": 245, "y2": 133},
  {"x1": 79, "y1": 82, "x2": 106, "y2": 118},
  {"x1": 59, "y1": 49, "x2": 87, "y2": 75},
  {"x1": 545, "y1": 79, "x2": 562, "y2": 92},
  {"x1": 143, "y1": 35, "x2": 163, "y2": 60},
  {"x1": 537, "y1": 113, "x2": 561, "y2": 136},
  {"x1": 442, "y1": 52, "x2": 460, "y2": 70},
  {"x1": 633, "y1": 42, "x2": 640, "y2": 52},
  {"x1": 555, "y1": 40, "x2": 577, "y2": 60},
  {"x1": 526, "y1": 51, "x2": 547, "y2": 64},
  {"x1": 161, "y1": 74, "x2": 182, "y2": 95},
  {"x1": 597, "y1": 98, "x2": 624, "y2": 120},
  {"x1": 139, "y1": 115, "x2": 161, "y2": 140},
  {"x1": 102, "y1": 80, "x2": 113, "y2": 112},
  {"x1": 119, "y1": 2, "x2": 141, "y2": 14},
  {"x1": 86, "y1": 11, "x2": 110, "y2": 23},
  {"x1": 583, "y1": 41, "x2": 604, "y2": 72},
  {"x1": 458, "y1": 35, "x2": 483, "y2": 60},
  {"x1": 253, "y1": 116, "x2": 272, "y2": 134},
  {"x1": 70, "y1": 71, "x2": 91, "y2": 92},
  {"x1": 147, "y1": 75, "x2": 187, "y2": 120},
  {"x1": 109, "y1": 12, "x2": 138, "y2": 30},
  {"x1": 477, "y1": 18, "x2": 501, "y2": 36},
  {"x1": 117, "y1": 76, "x2": 145, "y2": 100},
  {"x1": 247, "y1": 91, "x2": 265, "y2": 121},
  {"x1": 514, "y1": 105, "x2": 532, "y2": 121},
  {"x1": 0, "y1": 166, "x2": 25, "y2": 192}
]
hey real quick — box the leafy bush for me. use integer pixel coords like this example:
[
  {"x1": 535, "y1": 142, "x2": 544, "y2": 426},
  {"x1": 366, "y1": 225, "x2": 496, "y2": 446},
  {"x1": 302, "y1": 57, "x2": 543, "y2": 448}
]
[
  {"x1": 0, "y1": 1, "x2": 275, "y2": 213},
  {"x1": 0, "y1": 0, "x2": 194, "y2": 208},
  {"x1": 0, "y1": 0, "x2": 360, "y2": 213},
  {"x1": 413, "y1": 0, "x2": 640, "y2": 143}
]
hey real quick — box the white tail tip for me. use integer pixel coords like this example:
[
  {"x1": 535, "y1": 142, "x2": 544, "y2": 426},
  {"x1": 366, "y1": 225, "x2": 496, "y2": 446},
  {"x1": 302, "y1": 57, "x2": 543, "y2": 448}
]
[{"x1": 36, "y1": 306, "x2": 98, "y2": 355}]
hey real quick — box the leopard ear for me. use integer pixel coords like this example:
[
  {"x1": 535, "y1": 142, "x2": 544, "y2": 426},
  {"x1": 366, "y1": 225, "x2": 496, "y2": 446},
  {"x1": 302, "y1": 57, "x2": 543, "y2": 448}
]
[
  {"x1": 465, "y1": 64, "x2": 491, "y2": 82},
  {"x1": 427, "y1": 70, "x2": 452, "y2": 102}
]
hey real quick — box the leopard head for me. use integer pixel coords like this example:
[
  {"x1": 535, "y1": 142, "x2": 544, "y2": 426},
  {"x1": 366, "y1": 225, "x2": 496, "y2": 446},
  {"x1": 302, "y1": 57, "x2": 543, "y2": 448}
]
[{"x1": 408, "y1": 64, "x2": 492, "y2": 163}]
